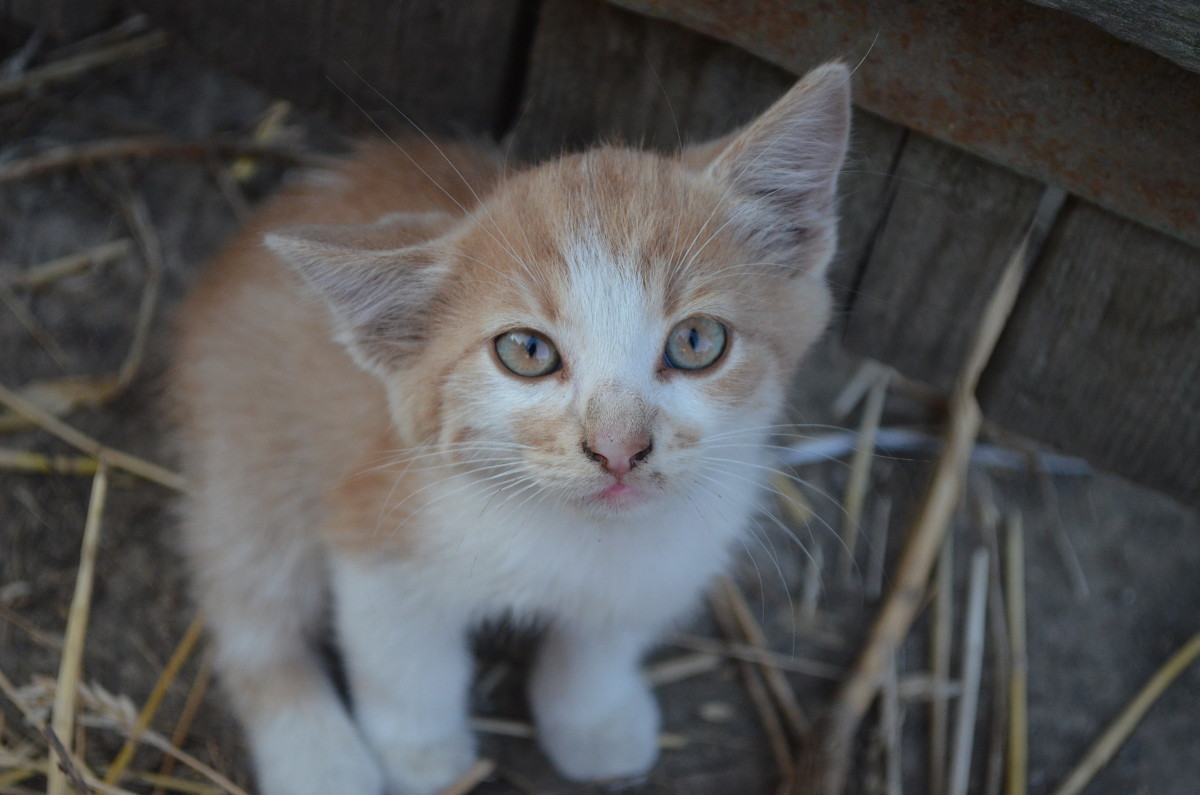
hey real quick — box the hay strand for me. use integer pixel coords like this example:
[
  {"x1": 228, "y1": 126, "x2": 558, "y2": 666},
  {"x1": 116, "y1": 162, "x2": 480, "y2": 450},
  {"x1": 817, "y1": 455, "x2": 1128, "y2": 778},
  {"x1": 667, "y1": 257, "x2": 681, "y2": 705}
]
[
  {"x1": 840, "y1": 370, "x2": 888, "y2": 580},
  {"x1": 47, "y1": 462, "x2": 108, "y2": 795},
  {"x1": 153, "y1": 649, "x2": 214, "y2": 793},
  {"x1": 0, "y1": 668, "x2": 90, "y2": 795},
  {"x1": 0, "y1": 375, "x2": 122, "y2": 434},
  {"x1": 1050, "y1": 635, "x2": 1200, "y2": 795},
  {"x1": 0, "y1": 136, "x2": 321, "y2": 184},
  {"x1": 1, "y1": 239, "x2": 133, "y2": 291},
  {"x1": 670, "y1": 634, "x2": 842, "y2": 680},
  {"x1": 865, "y1": 495, "x2": 892, "y2": 601},
  {"x1": 0, "y1": 32, "x2": 167, "y2": 101},
  {"x1": 0, "y1": 281, "x2": 70, "y2": 368},
  {"x1": 0, "y1": 380, "x2": 185, "y2": 490},
  {"x1": 436, "y1": 758, "x2": 495, "y2": 795},
  {"x1": 805, "y1": 186, "x2": 1066, "y2": 795},
  {"x1": 0, "y1": 448, "x2": 99, "y2": 477},
  {"x1": 930, "y1": 531, "x2": 954, "y2": 795},
  {"x1": 974, "y1": 482, "x2": 1012, "y2": 795},
  {"x1": 1005, "y1": 513, "x2": 1028, "y2": 795},
  {"x1": 710, "y1": 586, "x2": 794, "y2": 788},
  {"x1": 104, "y1": 613, "x2": 206, "y2": 785},
  {"x1": 880, "y1": 653, "x2": 902, "y2": 795},
  {"x1": 947, "y1": 549, "x2": 989, "y2": 795},
  {"x1": 718, "y1": 577, "x2": 810, "y2": 739},
  {"x1": 773, "y1": 472, "x2": 815, "y2": 526},
  {"x1": 645, "y1": 652, "x2": 723, "y2": 687},
  {"x1": 94, "y1": 181, "x2": 164, "y2": 392},
  {"x1": 799, "y1": 542, "x2": 824, "y2": 626}
]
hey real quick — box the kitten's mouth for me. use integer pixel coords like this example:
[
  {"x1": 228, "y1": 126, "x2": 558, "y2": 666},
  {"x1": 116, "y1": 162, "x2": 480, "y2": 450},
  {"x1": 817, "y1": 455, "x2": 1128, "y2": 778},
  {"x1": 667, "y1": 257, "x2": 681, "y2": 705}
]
[
  {"x1": 600, "y1": 482, "x2": 635, "y2": 500},
  {"x1": 590, "y1": 480, "x2": 647, "y2": 509}
]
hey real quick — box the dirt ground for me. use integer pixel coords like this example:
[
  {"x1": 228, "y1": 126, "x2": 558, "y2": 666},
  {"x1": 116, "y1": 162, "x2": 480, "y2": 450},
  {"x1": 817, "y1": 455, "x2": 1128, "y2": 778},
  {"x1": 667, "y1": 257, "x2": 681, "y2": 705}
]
[{"x1": 1, "y1": 29, "x2": 1198, "y2": 795}]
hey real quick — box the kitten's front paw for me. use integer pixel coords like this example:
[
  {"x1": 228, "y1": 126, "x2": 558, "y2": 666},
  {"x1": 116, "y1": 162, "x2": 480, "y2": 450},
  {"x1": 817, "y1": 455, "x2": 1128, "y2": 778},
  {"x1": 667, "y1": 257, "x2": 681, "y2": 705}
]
[
  {"x1": 378, "y1": 730, "x2": 478, "y2": 795},
  {"x1": 535, "y1": 684, "x2": 660, "y2": 782},
  {"x1": 252, "y1": 707, "x2": 385, "y2": 795}
]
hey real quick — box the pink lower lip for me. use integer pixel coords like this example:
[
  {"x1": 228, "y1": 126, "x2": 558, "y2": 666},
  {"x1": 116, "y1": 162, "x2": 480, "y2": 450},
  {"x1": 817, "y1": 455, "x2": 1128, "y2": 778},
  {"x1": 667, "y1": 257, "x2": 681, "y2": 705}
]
[{"x1": 599, "y1": 483, "x2": 636, "y2": 500}]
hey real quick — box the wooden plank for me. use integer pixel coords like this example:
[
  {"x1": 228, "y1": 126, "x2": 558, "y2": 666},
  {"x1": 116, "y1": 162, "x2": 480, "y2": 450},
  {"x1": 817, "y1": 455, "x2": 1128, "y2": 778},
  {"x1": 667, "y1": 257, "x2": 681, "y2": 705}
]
[
  {"x1": 827, "y1": 111, "x2": 907, "y2": 319},
  {"x1": 981, "y1": 203, "x2": 1200, "y2": 509},
  {"x1": 1028, "y1": 0, "x2": 1200, "y2": 73},
  {"x1": 606, "y1": 0, "x2": 1200, "y2": 249},
  {"x1": 132, "y1": 0, "x2": 531, "y2": 136},
  {"x1": 509, "y1": 0, "x2": 907, "y2": 314},
  {"x1": 510, "y1": 0, "x2": 795, "y2": 159},
  {"x1": 1, "y1": 0, "x2": 115, "y2": 41},
  {"x1": 842, "y1": 133, "x2": 1045, "y2": 392}
]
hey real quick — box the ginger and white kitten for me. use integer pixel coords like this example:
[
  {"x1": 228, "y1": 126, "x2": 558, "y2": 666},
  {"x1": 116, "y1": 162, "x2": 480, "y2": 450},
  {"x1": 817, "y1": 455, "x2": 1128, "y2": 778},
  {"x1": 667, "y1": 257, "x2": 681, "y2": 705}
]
[{"x1": 170, "y1": 63, "x2": 850, "y2": 795}]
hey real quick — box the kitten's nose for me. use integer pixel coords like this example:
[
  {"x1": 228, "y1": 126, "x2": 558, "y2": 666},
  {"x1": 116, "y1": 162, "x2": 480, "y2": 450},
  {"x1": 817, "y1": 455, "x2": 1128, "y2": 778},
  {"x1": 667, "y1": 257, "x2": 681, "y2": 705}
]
[{"x1": 584, "y1": 433, "x2": 653, "y2": 477}]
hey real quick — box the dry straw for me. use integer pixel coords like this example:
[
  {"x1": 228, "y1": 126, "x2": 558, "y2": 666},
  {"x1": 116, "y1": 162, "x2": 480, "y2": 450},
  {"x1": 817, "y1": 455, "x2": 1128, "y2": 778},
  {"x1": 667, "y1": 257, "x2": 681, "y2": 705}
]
[
  {"x1": 0, "y1": 380, "x2": 185, "y2": 491},
  {"x1": 710, "y1": 582, "x2": 794, "y2": 791},
  {"x1": 839, "y1": 369, "x2": 888, "y2": 580},
  {"x1": 1005, "y1": 513, "x2": 1029, "y2": 795},
  {"x1": 104, "y1": 614, "x2": 207, "y2": 786},
  {"x1": 1051, "y1": 633, "x2": 1200, "y2": 795},
  {"x1": 947, "y1": 549, "x2": 990, "y2": 795},
  {"x1": 805, "y1": 185, "x2": 1066, "y2": 795},
  {"x1": 47, "y1": 462, "x2": 109, "y2": 795},
  {"x1": 0, "y1": 31, "x2": 166, "y2": 100}
]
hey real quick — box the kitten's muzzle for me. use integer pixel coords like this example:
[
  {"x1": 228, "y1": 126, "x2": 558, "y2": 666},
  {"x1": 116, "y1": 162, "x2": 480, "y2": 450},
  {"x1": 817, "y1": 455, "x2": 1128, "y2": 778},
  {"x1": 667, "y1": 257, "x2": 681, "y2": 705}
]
[{"x1": 583, "y1": 434, "x2": 653, "y2": 477}]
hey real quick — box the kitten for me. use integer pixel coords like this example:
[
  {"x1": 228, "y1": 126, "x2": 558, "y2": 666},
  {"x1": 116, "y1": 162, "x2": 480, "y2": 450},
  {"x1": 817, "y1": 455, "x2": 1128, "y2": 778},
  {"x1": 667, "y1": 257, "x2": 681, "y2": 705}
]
[{"x1": 170, "y1": 62, "x2": 850, "y2": 795}]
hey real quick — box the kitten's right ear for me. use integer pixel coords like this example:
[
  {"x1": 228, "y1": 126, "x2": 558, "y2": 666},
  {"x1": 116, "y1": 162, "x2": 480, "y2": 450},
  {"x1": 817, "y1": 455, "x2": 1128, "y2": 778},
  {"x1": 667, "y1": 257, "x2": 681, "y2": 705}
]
[
  {"x1": 265, "y1": 212, "x2": 454, "y2": 375},
  {"x1": 698, "y1": 62, "x2": 851, "y2": 276}
]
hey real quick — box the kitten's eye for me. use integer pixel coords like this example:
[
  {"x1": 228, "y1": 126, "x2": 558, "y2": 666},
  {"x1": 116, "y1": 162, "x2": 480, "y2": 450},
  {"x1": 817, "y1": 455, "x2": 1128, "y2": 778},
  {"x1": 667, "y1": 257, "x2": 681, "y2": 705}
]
[
  {"x1": 495, "y1": 329, "x2": 561, "y2": 378},
  {"x1": 664, "y1": 316, "x2": 727, "y2": 371}
]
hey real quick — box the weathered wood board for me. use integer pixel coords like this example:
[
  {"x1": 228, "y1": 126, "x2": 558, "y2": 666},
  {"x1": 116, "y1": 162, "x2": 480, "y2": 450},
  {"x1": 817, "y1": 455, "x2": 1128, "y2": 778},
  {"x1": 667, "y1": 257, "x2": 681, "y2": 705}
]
[
  {"x1": 843, "y1": 133, "x2": 1046, "y2": 392},
  {"x1": 509, "y1": 0, "x2": 794, "y2": 159},
  {"x1": 981, "y1": 203, "x2": 1200, "y2": 505},
  {"x1": 131, "y1": 0, "x2": 532, "y2": 137},
  {"x1": 1028, "y1": 0, "x2": 1200, "y2": 73},
  {"x1": 2, "y1": 0, "x2": 118, "y2": 40}
]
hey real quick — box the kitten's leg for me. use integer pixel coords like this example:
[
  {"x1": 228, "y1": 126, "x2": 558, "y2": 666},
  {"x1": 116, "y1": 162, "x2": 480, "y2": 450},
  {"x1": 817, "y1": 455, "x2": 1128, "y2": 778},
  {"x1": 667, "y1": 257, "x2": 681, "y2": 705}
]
[
  {"x1": 529, "y1": 621, "x2": 661, "y2": 781},
  {"x1": 189, "y1": 513, "x2": 384, "y2": 795},
  {"x1": 332, "y1": 555, "x2": 478, "y2": 795}
]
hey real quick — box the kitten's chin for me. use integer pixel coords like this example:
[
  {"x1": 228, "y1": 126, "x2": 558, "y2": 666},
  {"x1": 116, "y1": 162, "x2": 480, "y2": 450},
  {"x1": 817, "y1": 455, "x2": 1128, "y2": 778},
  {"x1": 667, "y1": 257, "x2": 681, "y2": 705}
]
[{"x1": 572, "y1": 482, "x2": 655, "y2": 518}]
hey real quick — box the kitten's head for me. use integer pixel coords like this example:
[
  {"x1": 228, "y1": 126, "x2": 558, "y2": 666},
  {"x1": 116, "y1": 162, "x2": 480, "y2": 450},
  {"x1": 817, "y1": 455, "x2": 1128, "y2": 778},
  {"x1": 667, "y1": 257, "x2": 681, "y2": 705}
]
[{"x1": 268, "y1": 63, "x2": 850, "y2": 519}]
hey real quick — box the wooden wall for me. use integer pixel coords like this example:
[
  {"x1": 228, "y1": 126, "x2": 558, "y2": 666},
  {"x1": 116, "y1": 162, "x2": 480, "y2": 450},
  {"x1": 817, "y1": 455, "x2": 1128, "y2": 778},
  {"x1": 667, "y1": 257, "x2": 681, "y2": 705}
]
[{"x1": 5, "y1": 0, "x2": 1197, "y2": 509}]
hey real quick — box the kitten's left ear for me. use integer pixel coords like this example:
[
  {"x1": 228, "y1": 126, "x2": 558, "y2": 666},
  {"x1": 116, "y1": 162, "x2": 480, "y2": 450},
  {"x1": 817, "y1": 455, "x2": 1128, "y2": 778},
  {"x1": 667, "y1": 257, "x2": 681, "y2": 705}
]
[
  {"x1": 701, "y1": 62, "x2": 851, "y2": 275},
  {"x1": 265, "y1": 212, "x2": 454, "y2": 375}
]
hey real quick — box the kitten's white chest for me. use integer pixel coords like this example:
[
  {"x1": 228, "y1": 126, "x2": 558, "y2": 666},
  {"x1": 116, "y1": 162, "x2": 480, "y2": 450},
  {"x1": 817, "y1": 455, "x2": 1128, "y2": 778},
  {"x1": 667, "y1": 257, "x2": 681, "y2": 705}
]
[{"x1": 403, "y1": 469, "x2": 763, "y2": 630}]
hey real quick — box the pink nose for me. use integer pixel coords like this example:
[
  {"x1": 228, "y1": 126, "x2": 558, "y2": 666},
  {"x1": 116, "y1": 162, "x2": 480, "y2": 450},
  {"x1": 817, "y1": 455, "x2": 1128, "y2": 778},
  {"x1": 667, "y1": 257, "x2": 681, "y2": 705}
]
[{"x1": 584, "y1": 433, "x2": 653, "y2": 477}]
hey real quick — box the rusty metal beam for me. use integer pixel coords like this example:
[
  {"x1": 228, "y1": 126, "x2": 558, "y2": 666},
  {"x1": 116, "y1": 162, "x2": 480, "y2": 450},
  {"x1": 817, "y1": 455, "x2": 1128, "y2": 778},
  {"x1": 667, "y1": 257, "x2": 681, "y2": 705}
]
[{"x1": 608, "y1": 0, "x2": 1200, "y2": 248}]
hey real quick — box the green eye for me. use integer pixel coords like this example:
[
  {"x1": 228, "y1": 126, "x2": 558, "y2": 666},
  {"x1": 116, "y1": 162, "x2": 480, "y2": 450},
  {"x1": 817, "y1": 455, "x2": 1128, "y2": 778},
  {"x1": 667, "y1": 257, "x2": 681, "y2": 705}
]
[
  {"x1": 664, "y1": 316, "x2": 727, "y2": 371},
  {"x1": 495, "y1": 329, "x2": 561, "y2": 377}
]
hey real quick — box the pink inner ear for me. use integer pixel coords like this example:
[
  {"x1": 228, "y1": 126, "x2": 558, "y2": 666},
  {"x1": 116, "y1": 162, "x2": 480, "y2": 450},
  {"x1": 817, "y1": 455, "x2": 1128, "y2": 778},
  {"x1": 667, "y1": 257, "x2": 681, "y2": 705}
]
[
  {"x1": 700, "y1": 63, "x2": 851, "y2": 274},
  {"x1": 263, "y1": 222, "x2": 452, "y2": 375}
]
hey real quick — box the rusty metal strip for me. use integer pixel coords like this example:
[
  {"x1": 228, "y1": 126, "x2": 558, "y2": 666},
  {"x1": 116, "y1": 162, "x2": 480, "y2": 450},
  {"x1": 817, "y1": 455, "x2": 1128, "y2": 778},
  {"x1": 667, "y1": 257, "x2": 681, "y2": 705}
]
[{"x1": 608, "y1": 0, "x2": 1200, "y2": 247}]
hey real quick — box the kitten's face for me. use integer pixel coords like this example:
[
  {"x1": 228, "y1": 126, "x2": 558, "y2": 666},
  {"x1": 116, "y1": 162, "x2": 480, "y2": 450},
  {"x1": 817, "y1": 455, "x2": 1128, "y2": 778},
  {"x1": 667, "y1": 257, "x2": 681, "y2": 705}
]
[
  {"x1": 414, "y1": 151, "x2": 831, "y2": 518},
  {"x1": 269, "y1": 63, "x2": 850, "y2": 520}
]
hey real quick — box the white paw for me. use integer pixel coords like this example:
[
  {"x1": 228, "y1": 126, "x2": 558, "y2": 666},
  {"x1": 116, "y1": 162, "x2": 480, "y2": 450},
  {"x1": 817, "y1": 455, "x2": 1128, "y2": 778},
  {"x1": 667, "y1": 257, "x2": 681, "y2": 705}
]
[
  {"x1": 377, "y1": 730, "x2": 478, "y2": 795},
  {"x1": 252, "y1": 706, "x2": 385, "y2": 795},
  {"x1": 536, "y1": 684, "x2": 660, "y2": 782}
]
